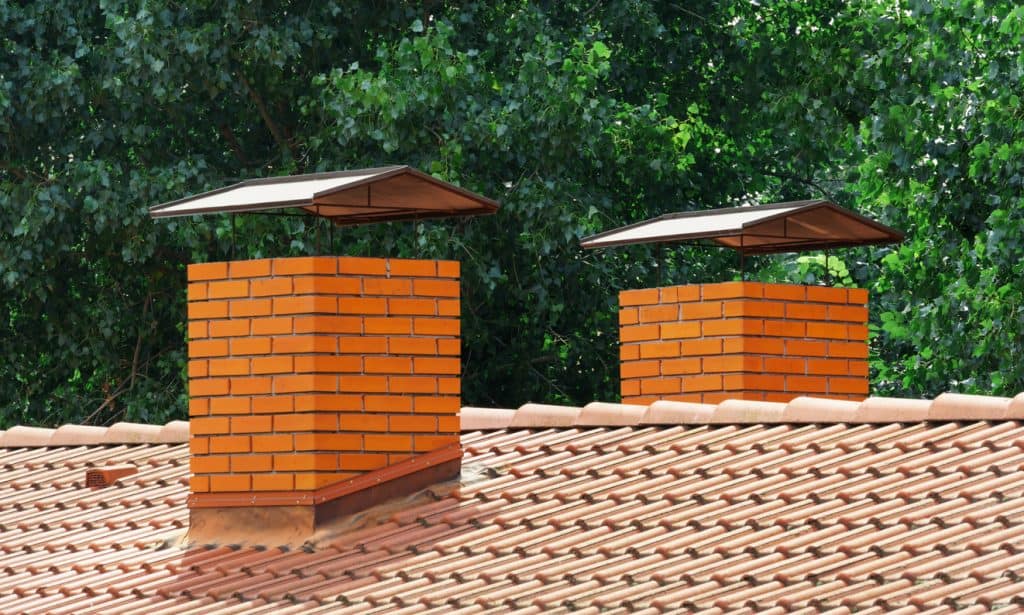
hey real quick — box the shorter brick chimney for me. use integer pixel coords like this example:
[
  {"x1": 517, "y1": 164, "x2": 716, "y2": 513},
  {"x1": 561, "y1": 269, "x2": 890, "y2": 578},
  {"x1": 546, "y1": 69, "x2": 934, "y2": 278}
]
[
  {"x1": 186, "y1": 256, "x2": 461, "y2": 543},
  {"x1": 619, "y1": 281, "x2": 868, "y2": 404}
]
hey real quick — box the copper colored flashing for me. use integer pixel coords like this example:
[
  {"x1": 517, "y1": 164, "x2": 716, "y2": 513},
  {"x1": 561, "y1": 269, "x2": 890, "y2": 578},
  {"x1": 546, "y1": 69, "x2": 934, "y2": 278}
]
[
  {"x1": 188, "y1": 443, "x2": 462, "y2": 508},
  {"x1": 85, "y1": 466, "x2": 138, "y2": 488}
]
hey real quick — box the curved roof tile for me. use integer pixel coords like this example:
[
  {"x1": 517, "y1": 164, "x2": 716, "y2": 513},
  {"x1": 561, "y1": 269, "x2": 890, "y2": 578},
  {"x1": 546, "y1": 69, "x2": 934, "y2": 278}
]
[{"x1": 0, "y1": 420, "x2": 189, "y2": 448}]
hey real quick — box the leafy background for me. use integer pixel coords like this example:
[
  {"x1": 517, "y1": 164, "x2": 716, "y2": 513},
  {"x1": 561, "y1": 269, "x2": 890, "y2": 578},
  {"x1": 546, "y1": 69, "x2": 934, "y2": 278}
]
[{"x1": 2, "y1": 1, "x2": 1023, "y2": 427}]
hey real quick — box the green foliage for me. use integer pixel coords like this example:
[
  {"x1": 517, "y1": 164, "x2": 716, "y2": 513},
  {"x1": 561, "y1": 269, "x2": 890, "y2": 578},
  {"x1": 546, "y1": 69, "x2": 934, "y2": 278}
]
[{"x1": 3, "y1": 1, "x2": 1024, "y2": 427}]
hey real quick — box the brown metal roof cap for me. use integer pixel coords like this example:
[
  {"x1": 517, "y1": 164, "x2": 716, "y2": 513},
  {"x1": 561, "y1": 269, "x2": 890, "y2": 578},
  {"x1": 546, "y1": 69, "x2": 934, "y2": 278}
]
[{"x1": 581, "y1": 200, "x2": 903, "y2": 255}]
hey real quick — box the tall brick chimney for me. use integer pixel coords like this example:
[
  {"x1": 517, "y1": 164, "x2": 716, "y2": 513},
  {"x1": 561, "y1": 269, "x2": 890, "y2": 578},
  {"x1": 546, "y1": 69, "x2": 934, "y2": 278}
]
[
  {"x1": 619, "y1": 281, "x2": 869, "y2": 405},
  {"x1": 186, "y1": 256, "x2": 462, "y2": 542}
]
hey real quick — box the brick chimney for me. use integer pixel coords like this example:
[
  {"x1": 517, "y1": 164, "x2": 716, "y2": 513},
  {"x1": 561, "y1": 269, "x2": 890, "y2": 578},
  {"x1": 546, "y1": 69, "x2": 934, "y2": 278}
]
[
  {"x1": 619, "y1": 281, "x2": 868, "y2": 404},
  {"x1": 185, "y1": 256, "x2": 461, "y2": 542}
]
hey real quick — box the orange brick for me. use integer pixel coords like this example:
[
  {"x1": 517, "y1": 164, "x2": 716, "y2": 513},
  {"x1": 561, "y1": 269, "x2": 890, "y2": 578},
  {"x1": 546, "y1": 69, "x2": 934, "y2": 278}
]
[
  {"x1": 274, "y1": 295, "x2": 336, "y2": 315},
  {"x1": 294, "y1": 315, "x2": 362, "y2": 334},
  {"x1": 703, "y1": 319, "x2": 763, "y2": 336},
  {"x1": 639, "y1": 341, "x2": 679, "y2": 359},
  {"x1": 210, "y1": 396, "x2": 251, "y2": 415},
  {"x1": 763, "y1": 284, "x2": 806, "y2": 301},
  {"x1": 388, "y1": 298, "x2": 437, "y2": 315},
  {"x1": 188, "y1": 321, "x2": 208, "y2": 340},
  {"x1": 787, "y1": 340, "x2": 828, "y2": 357},
  {"x1": 621, "y1": 380, "x2": 640, "y2": 397},
  {"x1": 807, "y1": 322, "x2": 848, "y2": 339},
  {"x1": 438, "y1": 377, "x2": 460, "y2": 395},
  {"x1": 251, "y1": 473, "x2": 294, "y2": 491},
  {"x1": 190, "y1": 475, "x2": 210, "y2": 493},
  {"x1": 190, "y1": 378, "x2": 230, "y2": 397},
  {"x1": 338, "y1": 256, "x2": 387, "y2": 275},
  {"x1": 724, "y1": 300, "x2": 785, "y2": 318},
  {"x1": 340, "y1": 413, "x2": 388, "y2": 432},
  {"x1": 733, "y1": 338, "x2": 785, "y2": 355},
  {"x1": 253, "y1": 396, "x2": 294, "y2": 413},
  {"x1": 830, "y1": 342, "x2": 868, "y2": 359},
  {"x1": 210, "y1": 474, "x2": 250, "y2": 492},
  {"x1": 191, "y1": 417, "x2": 230, "y2": 435},
  {"x1": 437, "y1": 416, "x2": 460, "y2": 432},
  {"x1": 273, "y1": 256, "x2": 337, "y2": 275},
  {"x1": 847, "y1": 325, "x2": 869, "y2": 341},
  {"x1": 273, "y1": 335, "x2": 337, "y2": 354},
  {"x1": 413, "y1": 279, "x2": 460, "y2": 297},
  {"x1": 849, "y1": 360, "x2": 869, "y2": 377},
  {"x1": 389, "y1": 415, "x2": 437, "y2": 432},
  {"x1": 296, "y1": 433, "x2": 363, "y2": 451},
  {"x1": 209, "y1": 358, "x2": 250, "y2": 377},
  {"x1": 294, "y1": 355, "x2": 361, "y2": 374},
  {"x1": 187, "y1": 282, "x2": 208, "y2": 301},
  {"x1": 188, "y1": 360, "x2": 208, "y2": 378},
  {"x1": 231, "y1": 452, "x2": 272, "y2": 472},
  {"x1": 190, "y1": 436, "x2": 209, "y2": 455},
  {"x1": 293, "y1": 394, "x2": 361, "y2": 412},
  {"x1": 364, "y1": 278, "x2": 412, "y2": 296},
  {"x1": 619, "y1": 308, "x2": 639, "y2": 326},
  {"x1": 436, "y1": 261, "x2": 459, "y2": 278},
  {"x1": 332, "y1": 337, "x2": 384, "y2": 355},
  {"x1": 621, "y1": 361, "x2": 660, "y2": 379},
  {"x1": 252, "y1": 356, "x2": 294, "y2": 375},
  {"x1": 740, "y1": 374, "x2": 787, "y2": 392},
  {"x1": 661, "y1": 358, "x2": 701, "y2": 375},
  {"x1": 252, "y1": 317, "x2": 292, "y2": 335},
  {"x1": 291, "y1": 276, "x2": 361, "y2": 295},
  {"x1": 413, "y1": 396, "x2": 460, "y2": 414},
  {"x1": 229, "y1": 259, "x2": 272, "y2": 278},
  {"x1": 294, "y1": 472, "x2": 356, "y2": 490},
  {"x1": 829, "y1": 304, "x2": 868, "y2": 322},
  {"x1": 230, "y1": 376, "x2": 272, "y2": 395},
  {"x1": 364, "y1": 434, "x2": 413, "y2": 452},
  {"x1": 765, "y1": 320, "x2": 806, "y2": 337},
  {"x1": 620, "y1": 345, "x2": 640, "y2": 361},
  {"x1": 389, "y1": 259, "x2": 437, "y2": 277},
  {"x1": 184, "y1": 457, "x2": 229, "y2": 481},
  {"x1": 788, "y1": 375, "x2": 828, "y2": 393},
  {"x1": 807, "y1": 359, "x2": 849, "y2": 376},
  {"x1": 366, "y1": 392, "x2": 413, "y2": 413},
  {"x1": 659, "y1": 287, "x2": 678, "y2": 303},
  {"x1": 188, "y1": 301, "x2": 229, "y2": 320},
  {"x1": 414, "y1": 318, "x2": 459, "y2": 336},
  {"x1": 189, "y1": 339, "x2": 229, "y2": 358},
  {"x1": 339, "y1": 453, "x2": 388, "y2": 471},
  {"x1": 681, "y1": 374, "x2": 722, "y2": 392},
  {"x1": 704, "y1": 356, "x2": 762, "y2": 373},
  {"x1": 785, "y1": 303, "x2": 827, "y2": 320},
  {"x1": 188, "y1": 262, "x2": 228, "y2": 281},
  {"x1": 208, "y1": 280, "x2": 249, "y2": 299},
  {"x1": 274, "y1": 453, "x2": 337, "y2": 472},
  {"x1": 702, "y1": 281, "x2": 763, "y2": 300},
  {"x1": 438, "y1": 299, "x2": 460, "y2": 317},
  {"x1": 681, "y1": 338, "x2": 722, "y2": 356},
  {"x1": 806, "y1": 286, "x2": 848, "y2": 303},
  {"x1": 274, "y1": 375, "x2": 337, "y2": 394},
  {"x1": 209, "y1": 319, "x2": 250, "y2": 338},
  {"x1": 365, "y1": 317, "x2": 412, "y2": 335},
  {"x1": 209, "y1": 435, "x2": 251, "y2": 454},
  {"x1": 621, "y1": 324, "x2": 659, "y2": 342},
  {"x1": 639, "y1": 304, "x2": 679, "y2": 323},
  {"x1": 641, "y1": 378, "x2": 680, "y2": 395},
  {"x1": 339, "y1": 375, "x2": 388, "y2": 393},
  {"x1": 252, "y1": 434, "x2": 293, "y2": 452},
  {"x1": 764, "y1": 357, "x2": 806, "y2": 374},
  {"x1": 437, "y1": 339, "x2": 460, "y2": 356},
  {"x1": 189, "y1": 398, "x2": 209, "y2": 417},
  {"x1": 847, "y1": 288, "x2": 869, "y2": 305},
  {"x1": 229, "y1": 299, "x2": 272, "y2": 318},
  {"x1": 365, "y1": 357, "x2": 413, "y2": 374},
  {"x1": 231, "y1": 415, "x2": 273, "y2": 433},
  {"x1": 661, "y1": 322, "x2": 701, "y2": 339},
  {"x1": 390, "y1": 376, "x2": 438, "y2": 394},
  {"x1": 830, "y1": 377, "x2": 869, "y2": 395},
  {"x1": 681, "y1": 301, "x2": 723, "y2": 320},
  {"x1": 413, "y1": 435, "x2": 458, "y2": 452},
  {"x1": 338, "y1": 297, "x2": 386, "y2": 315},
  {"x1": 251, "y1": 278, "x2": 293, "y2": 297},
  {"x1": 230, "y1": 337, "x2": 272, "y2": 355},
  {"x1": 619, "y1": 288, "x2": 660, "y2": 306}
]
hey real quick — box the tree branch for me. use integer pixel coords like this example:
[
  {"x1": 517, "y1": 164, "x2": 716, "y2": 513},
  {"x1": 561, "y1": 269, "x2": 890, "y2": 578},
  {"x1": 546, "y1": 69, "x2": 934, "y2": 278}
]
[
  {"x1": 219, "y1": 124, "x2": 248, "y2": 165},
  {"x1": 238, "y1": 73, "x2": 298, "y2": 160}
]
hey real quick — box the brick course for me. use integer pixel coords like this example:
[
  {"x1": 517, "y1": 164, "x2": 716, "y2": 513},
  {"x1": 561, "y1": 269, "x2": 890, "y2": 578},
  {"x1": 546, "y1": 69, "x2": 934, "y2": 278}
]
[
  {"x1": 187, "y1": 257, "x2": 460, "y2": 495},
  {"x1": 620, "y1": 281, "x2": 869, "y2": 404}
]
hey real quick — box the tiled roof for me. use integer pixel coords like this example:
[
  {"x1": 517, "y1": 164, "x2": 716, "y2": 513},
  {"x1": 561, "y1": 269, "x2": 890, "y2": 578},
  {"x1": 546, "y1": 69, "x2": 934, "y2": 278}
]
[
  {"x1": 3, "y1": 396, "x2": 1024, "y2": 612},
  {"x1": 0, "y1": 420, "x2": 188, "y2": 447}
]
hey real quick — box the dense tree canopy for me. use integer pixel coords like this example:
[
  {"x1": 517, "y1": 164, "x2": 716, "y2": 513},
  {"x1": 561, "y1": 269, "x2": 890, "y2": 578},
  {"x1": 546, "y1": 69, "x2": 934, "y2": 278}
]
[{"x1": 2, "y1": 1, "x2": 1023, "y2": 427}]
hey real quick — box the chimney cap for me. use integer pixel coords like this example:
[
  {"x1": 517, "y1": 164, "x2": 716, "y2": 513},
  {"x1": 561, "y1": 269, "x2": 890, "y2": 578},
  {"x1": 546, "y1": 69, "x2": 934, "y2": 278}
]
[
  {"x1": 580, "y1": 200, "x2": 903, "y2": 254},
  {"x1": 148, "y1": 165, "x2": 498, "y2": 226}
]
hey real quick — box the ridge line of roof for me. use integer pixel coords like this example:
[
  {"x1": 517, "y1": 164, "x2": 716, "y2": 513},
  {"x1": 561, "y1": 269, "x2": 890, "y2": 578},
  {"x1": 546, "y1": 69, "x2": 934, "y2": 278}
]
[{"x1": 0, "y1": 420, "x2": 188, "y2": 448}]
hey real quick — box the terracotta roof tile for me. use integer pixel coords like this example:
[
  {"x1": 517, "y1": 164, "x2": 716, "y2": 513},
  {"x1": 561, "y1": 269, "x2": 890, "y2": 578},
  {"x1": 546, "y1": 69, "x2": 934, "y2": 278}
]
[{"x1": 4, "y1": 394, "x2": 1024, "y2": 611}]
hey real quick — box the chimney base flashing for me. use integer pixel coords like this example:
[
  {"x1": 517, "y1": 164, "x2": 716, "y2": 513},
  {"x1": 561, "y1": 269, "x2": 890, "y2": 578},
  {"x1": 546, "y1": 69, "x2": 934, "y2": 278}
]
[{"x1": 187, "y1": 444, "x2": 461, "y2": 546}]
